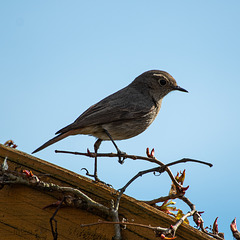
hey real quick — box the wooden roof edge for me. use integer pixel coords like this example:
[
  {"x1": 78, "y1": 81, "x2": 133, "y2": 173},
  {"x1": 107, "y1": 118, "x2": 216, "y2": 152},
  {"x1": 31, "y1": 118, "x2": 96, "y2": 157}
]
[{"x1": 0, "y1": 144, "x2": 212, "y2": 239}]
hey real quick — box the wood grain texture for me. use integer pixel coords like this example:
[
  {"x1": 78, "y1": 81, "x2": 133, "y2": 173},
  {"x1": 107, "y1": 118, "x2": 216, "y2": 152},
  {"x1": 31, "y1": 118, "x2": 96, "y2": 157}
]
[{"x1": 0, "y1": 144, "x2": 211, "y2": 240}]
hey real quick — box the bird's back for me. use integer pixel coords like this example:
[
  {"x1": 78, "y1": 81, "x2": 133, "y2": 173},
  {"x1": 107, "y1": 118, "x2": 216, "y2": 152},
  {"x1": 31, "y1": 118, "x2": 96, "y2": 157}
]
[{"x1": 56, "y1": 84, "x2": 158, "y2": 136}]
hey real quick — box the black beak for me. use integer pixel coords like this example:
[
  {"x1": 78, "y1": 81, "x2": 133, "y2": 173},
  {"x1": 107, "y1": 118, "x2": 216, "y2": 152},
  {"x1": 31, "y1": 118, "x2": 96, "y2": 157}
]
[{"x1": 174, "y1": 86, "x2": 188, "y2": 93}]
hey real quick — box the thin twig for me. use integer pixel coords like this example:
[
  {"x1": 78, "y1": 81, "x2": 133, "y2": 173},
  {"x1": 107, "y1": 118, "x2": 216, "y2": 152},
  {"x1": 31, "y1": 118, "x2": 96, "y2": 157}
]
[
  {"x1": 55, "y1": 149, "x2": 164, "y2": 165},
  {"x1": 0, "y1": 168, "x2": 123, "y2": 239},
  {"x1": 55, "y1": 150, "x2": 213, "y2": 168},
  {"x1": 115, "y1": 166, "x2": 166, "y2": 209},
  {"x1": 56, "y1": 150, "x2": 182, "y2": 193},
  {"x1": 171, "y1": 209, "x2": 196, "y2": 236},
  {"x1": 55, "y1": 150, "x2": 212, "y2": 200},
  {"x1": 56, "y1": 149, "x2": 213, "y2": 218},
  {"x1": 50, "y1": 197, "x2": 66, "y2": 240},
  {"x1": 0, "y1": 171, "x2": 111, "y2": 217},
  {"x1": 144, "y1": 193, "x2": 181, "y2": 205},
  {"x1": 166, "y1": 158, "x2": 213, "y2": 168},
  {"x1": 200, "y1": 223, "x2": 224, "y2": 240},
  {"x1": 81, "y1": 220, "x2": 167, "y2": 232},
  {"x1": 80, "y1": 208, "x2": 198, "y2": 239}
]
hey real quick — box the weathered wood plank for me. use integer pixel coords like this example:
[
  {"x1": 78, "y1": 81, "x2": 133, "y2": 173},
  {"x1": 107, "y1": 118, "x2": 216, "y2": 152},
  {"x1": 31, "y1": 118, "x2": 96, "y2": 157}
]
[{"x1": 0, "y1": 144, "x2": 211, "y2": 240}]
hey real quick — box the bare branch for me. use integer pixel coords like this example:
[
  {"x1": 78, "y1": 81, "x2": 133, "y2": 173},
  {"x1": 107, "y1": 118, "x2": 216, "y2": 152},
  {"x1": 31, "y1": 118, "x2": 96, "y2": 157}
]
[
  {"x1": 80, "y1": 209, "x2": 197, "y2": 239},
  {"x1": 0, "y1": 168, "x2": 122, "y2": 239},
  {"x1": 0, "y1": 153, "x2": 217, "y2": 239},
  {"x1": 144, "y1": 193, "x2": 181, "y2": 205},
  {"x1": 81, "y1": 220, "x2": 167, "y2": 232},
  {"x1": 55, "y1": 150, "x2": 212, "y2": 198},
  {"x1": 55, "y1": 150, "x2": 212, "y2": 168},
  {"x1": 166, "y1": 158, "x2": 213, "y2": 168},
  {"x1": 0, "y1": 170, "x2": 111, "y2": 217}
]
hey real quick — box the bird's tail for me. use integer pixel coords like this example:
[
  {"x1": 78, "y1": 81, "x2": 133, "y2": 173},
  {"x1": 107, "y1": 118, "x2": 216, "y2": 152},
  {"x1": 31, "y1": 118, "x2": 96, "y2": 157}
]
[{"x1": 32, "y1": 132, "x2": 69, "y2": 154}]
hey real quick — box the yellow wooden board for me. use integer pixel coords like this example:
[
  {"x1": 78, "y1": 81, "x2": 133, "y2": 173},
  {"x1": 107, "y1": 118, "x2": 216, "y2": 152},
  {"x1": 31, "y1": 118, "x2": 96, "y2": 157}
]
[{"x1": 0, "y1": 144, "x2": 211, "y2": 240}]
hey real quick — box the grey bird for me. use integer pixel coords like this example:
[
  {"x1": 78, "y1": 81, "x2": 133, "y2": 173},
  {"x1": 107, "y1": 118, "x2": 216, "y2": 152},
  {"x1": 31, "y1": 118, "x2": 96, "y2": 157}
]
[{"x1": 32, "y1": 70, "x2": 188, "y2": 181}]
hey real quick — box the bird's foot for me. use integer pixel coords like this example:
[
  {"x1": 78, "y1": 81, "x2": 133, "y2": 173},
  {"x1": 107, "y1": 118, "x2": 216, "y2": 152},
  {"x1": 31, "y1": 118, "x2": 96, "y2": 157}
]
[{"x1": 117, "y1": 150, "x2": 126, "y2": 164}]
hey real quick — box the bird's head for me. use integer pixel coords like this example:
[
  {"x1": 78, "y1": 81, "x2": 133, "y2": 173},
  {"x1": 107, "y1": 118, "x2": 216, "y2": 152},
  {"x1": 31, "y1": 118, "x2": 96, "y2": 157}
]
[{"x1": 132, "y1": 70, "x2": 188, "y2": 100}]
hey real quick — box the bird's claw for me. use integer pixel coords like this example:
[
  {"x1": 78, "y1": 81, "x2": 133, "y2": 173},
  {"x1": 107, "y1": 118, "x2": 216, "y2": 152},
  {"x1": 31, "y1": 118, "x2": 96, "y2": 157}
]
[{"x1": 117, "y1": 150, "x2": 126, "y2": 164}]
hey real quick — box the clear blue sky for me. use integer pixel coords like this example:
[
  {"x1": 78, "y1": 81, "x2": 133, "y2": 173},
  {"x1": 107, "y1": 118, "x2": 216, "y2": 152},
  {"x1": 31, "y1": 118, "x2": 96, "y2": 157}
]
[{"x1": 1, "y1": 1, "x2": 240, "y2": 238}]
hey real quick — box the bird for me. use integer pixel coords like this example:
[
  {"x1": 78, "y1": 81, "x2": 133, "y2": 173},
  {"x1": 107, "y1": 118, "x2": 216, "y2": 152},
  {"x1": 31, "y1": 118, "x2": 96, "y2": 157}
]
[{"x1": 32, "y1": 70, "x2": 188, "y2": 181}]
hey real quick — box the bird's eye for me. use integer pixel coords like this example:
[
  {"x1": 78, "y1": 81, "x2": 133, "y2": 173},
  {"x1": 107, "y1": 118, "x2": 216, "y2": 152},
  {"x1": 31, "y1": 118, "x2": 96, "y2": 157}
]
[{"x1": 159, "y1": 79, "x2": 166, "y2": 86}]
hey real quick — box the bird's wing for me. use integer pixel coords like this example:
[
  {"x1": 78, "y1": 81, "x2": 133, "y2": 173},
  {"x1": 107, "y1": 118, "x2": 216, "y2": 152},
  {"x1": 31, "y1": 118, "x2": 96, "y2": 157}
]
[{"x1": 56, "y1": 86, "x2": 154, "y2": 134}]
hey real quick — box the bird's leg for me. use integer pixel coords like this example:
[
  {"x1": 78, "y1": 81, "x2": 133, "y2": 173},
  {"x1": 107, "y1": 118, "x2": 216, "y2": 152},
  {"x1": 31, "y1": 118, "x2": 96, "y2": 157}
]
[
  {"x1": 103, "y1": 129, "x2": 126, "y2": 164},
  {"x1": 93, "y1": 138, "x2": 102, "y2": 182}
]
